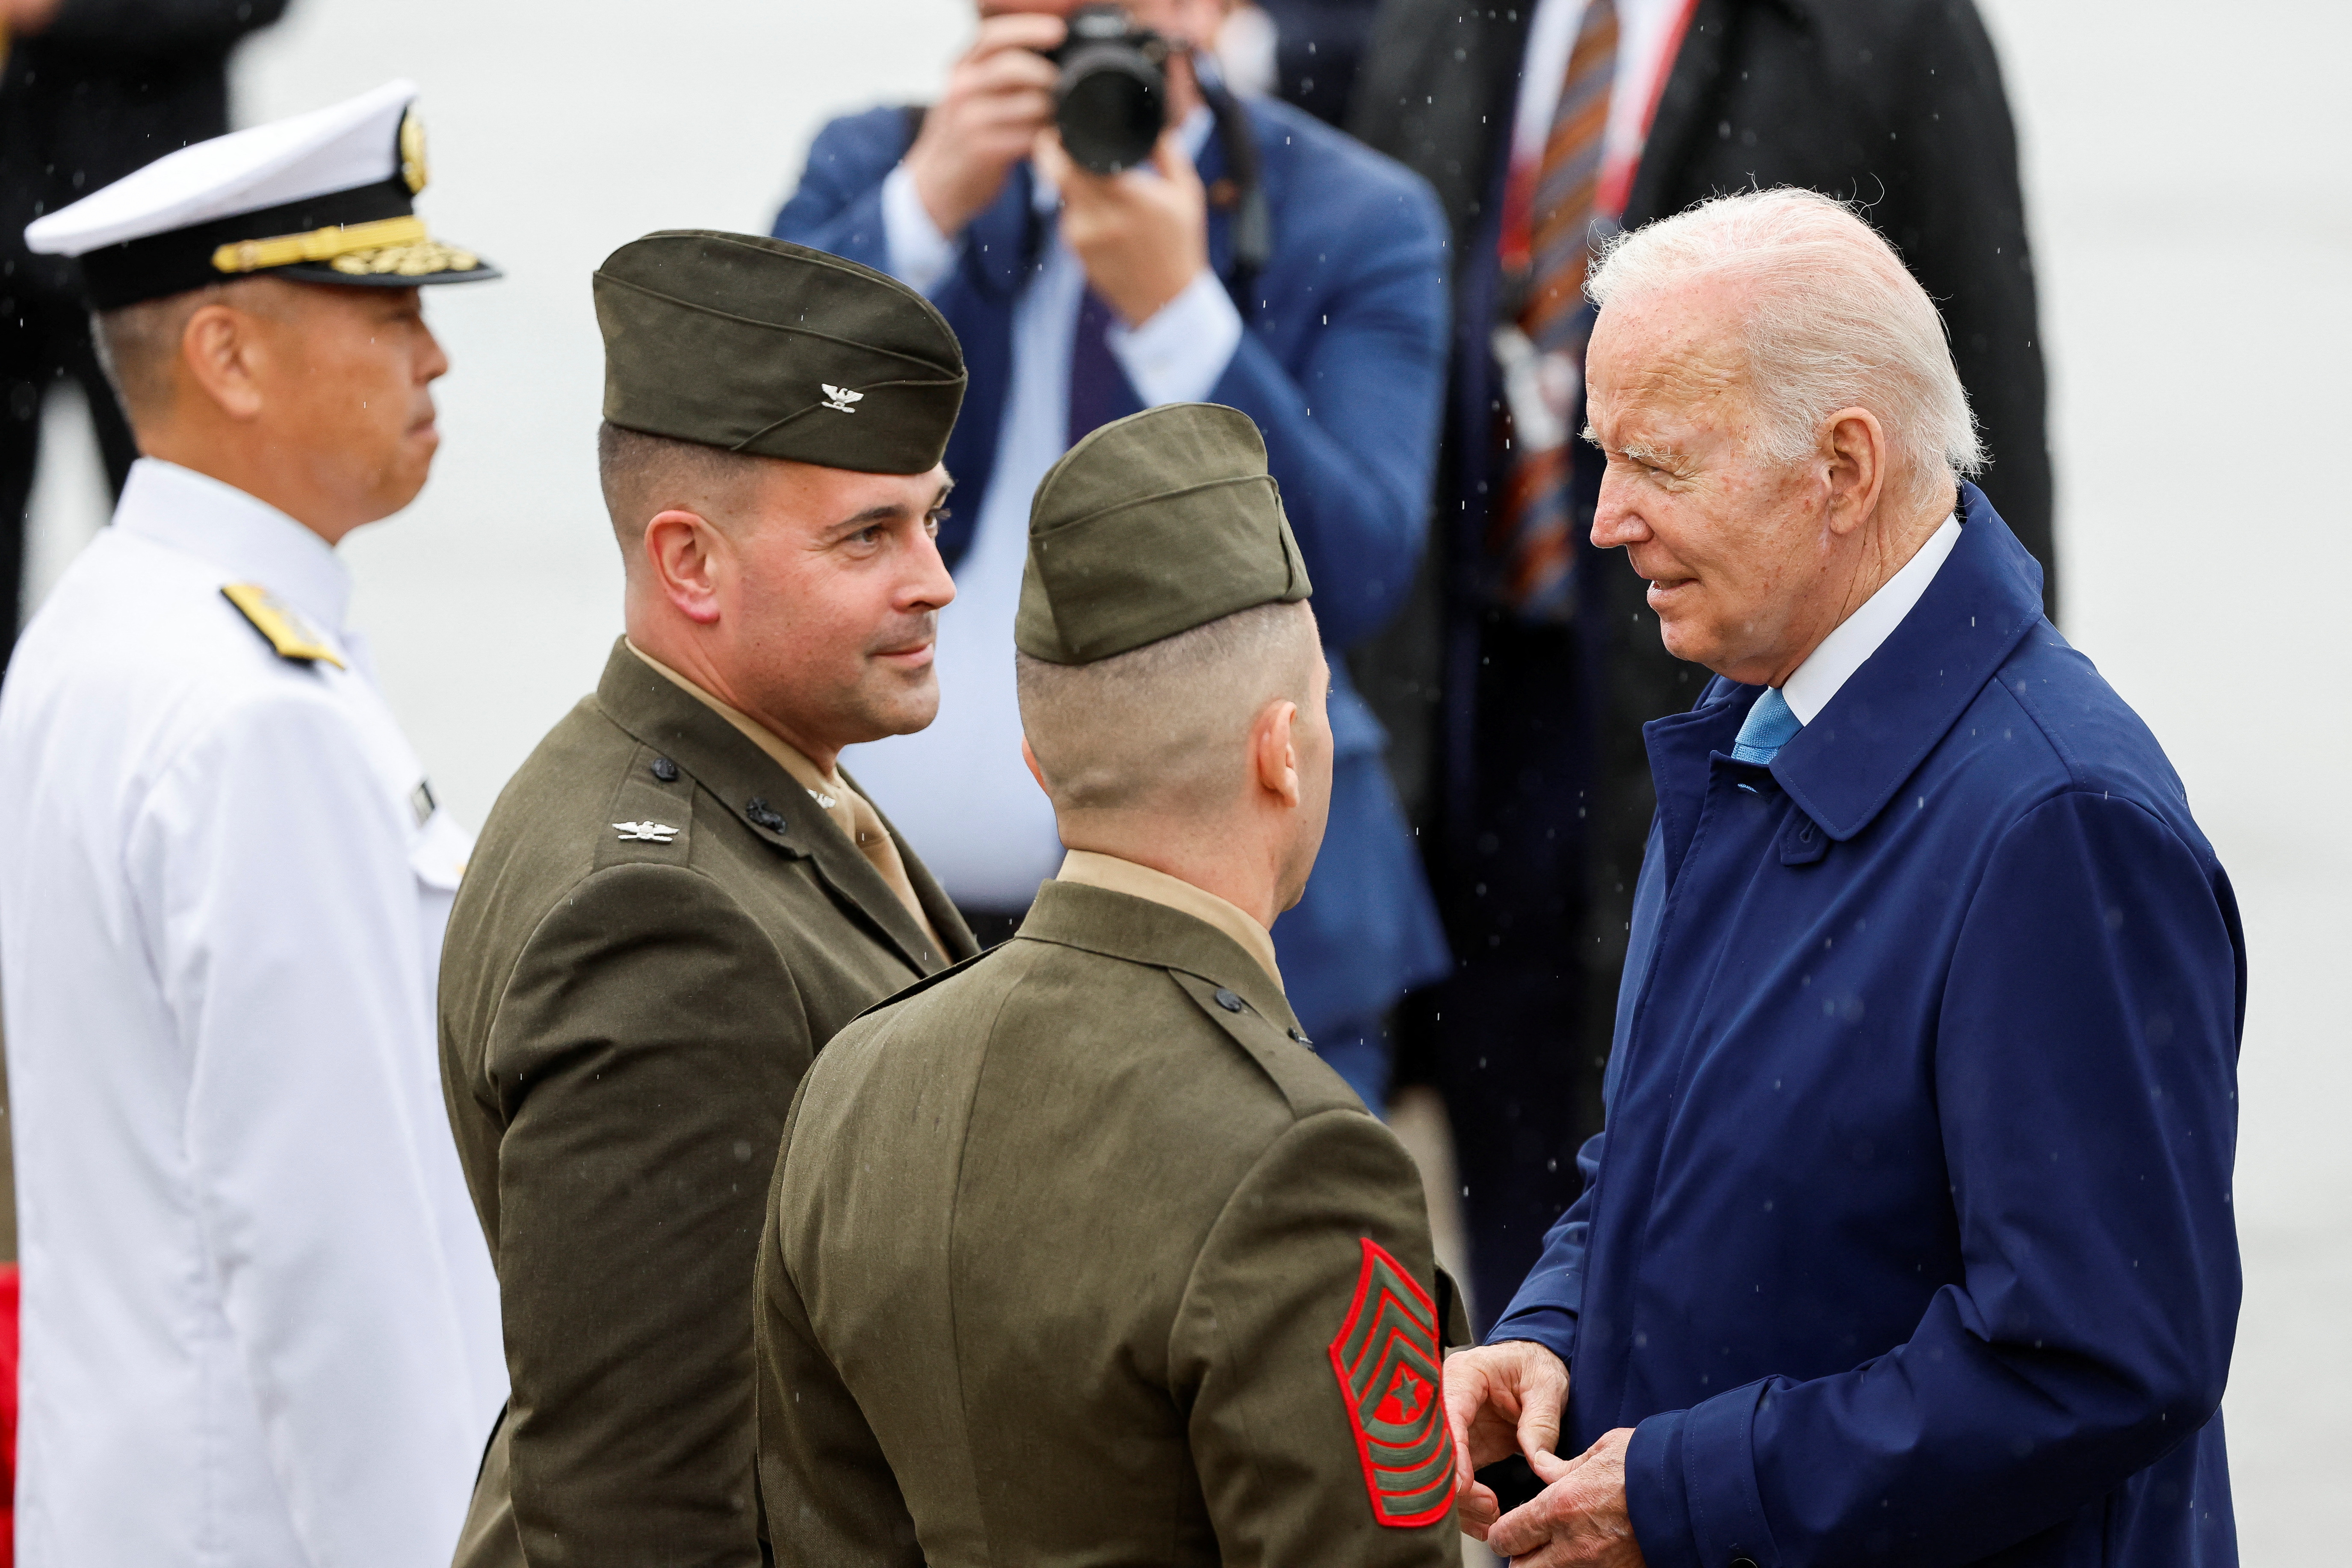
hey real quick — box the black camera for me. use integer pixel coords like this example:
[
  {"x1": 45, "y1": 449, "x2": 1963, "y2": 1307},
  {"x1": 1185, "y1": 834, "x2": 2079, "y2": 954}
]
[{"x1": 1049, "y1": 5, "x2": 1173, "y2": 175}]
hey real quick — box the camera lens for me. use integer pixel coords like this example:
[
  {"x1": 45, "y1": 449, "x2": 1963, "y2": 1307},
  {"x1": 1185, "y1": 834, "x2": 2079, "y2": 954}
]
[{"x1": 1051, "y1": 7, "x2": 1167, "y2": 175}]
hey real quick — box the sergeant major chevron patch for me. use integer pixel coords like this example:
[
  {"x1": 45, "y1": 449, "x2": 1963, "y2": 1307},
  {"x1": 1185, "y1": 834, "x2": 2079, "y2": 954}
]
[{"x1": 1327, "y1": 1237, "x2": 1457, "y2": 1527}]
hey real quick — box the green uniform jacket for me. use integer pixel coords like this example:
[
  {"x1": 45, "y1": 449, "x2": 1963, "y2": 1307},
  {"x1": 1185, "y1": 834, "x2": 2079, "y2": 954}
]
[
  {"x1": 755, "y1": 877, "x2": 1466, "y2": 1566},
  {"x1": 441, "y1": 641, "x2": 977, "y2": 1568}
]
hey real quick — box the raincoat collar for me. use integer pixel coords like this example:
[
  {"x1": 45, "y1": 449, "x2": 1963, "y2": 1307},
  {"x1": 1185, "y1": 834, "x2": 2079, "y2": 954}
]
[
  {"x1": 1645, "y1": 483, "x2": 2048, "y2": 852},
  {"x1": 1770, "y1": 482, "x2": 2046, "y2": 840}
]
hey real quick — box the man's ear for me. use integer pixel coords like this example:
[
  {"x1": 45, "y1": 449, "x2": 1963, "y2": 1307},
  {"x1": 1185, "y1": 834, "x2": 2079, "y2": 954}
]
[
  {"x1": 1819, "y1": 406, "x2": 1888, "y2": 537},
  {"x1": 178, "y1": 302, "x2": 270, "y2": 422},
  {"x1": 1251, "y1": 698, "x2": 1303, "y2": 809},
  {"x1": 644, "y1": 509, "x2": 728, "y2": 626},
  {"x1": 1020, "y1": 735, "x2": 1053, "y2": 799}
]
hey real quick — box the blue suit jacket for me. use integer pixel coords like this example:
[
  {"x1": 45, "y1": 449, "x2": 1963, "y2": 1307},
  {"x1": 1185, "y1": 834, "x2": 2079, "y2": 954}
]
[
  {"x1": 774, "y1": 97, "x2": 1453, "y2": 1036},
  {"x1": 1492, "y1": 487, "x2": 2243, "y2": 1567}
]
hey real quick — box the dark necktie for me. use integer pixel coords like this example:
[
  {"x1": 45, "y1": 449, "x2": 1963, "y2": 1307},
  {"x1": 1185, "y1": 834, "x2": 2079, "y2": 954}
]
[{"x1": 1067, "y1": 288, "x2": 1131, "y2": 449}]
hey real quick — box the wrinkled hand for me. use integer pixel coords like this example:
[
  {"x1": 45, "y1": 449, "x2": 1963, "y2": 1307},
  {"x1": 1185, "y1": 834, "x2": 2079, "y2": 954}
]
[
  {"x1": 904, "y1": 11, "x2": 1066, "y2": 236},
  {"x1": 1443, "y1": 1340, "x2": 1571, "y2": 1537},
  {"x1": 1486, "y1": 1427, "x2": 1644, "y2": 1567},
  {"x1": 1034, "y1": 126, "x2": 1209, "y2": 328}
]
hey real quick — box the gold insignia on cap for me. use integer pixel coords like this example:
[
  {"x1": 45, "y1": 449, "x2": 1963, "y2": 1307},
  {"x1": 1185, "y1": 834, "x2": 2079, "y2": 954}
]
[
  {"x1": 222, "y1": 583, "x2": 345, "y2": 667},
  {"x1": 212, "y1": 214, "x2": 428, "y2": 275},
  {"x1": 399, "y1": 108, "x2": 430, "y2": 195},
  {"x1": 329, "y1": 238, "x2": 480, "y2": 277}
]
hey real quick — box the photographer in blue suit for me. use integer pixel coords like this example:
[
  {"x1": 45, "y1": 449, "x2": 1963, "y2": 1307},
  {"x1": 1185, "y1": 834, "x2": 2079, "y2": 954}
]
[{"x1": 772, "y1": 0, "x2": 1452, "y2": 1109}]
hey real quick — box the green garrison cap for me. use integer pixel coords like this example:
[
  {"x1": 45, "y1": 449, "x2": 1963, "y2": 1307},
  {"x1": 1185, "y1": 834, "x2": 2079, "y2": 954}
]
[
  {"x1": 1016, "y1": 403, "x2": 1312, "y2": 664},
  {"x1": 593, "y1": 230, "x2": 966, "y2": 474}
]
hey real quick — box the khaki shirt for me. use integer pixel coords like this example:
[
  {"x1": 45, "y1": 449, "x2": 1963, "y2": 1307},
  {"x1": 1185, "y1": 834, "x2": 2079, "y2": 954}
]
[
  {"x1": 1052, "y1": 847, "x2": 1282, "y2": 988},
  {"x1": 628, "y1": 641, "x2": 944, "y2": 953}
]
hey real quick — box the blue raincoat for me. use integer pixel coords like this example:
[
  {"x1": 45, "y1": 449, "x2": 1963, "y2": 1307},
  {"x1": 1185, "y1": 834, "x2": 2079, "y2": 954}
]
[{"x1": 1491, "y1": 486, "x2": 2244, "y2": 1566}]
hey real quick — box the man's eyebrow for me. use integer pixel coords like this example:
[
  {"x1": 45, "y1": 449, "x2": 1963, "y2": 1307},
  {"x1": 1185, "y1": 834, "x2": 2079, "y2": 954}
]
[
  {"x1": 833, "y1": 501, "x2": 907, "y2": 530},
  {"x1": 830, "y1": 478, "x2": 957, "y2": 533},
  {"x1": 1585, "y1": 426, "x2": 1683, "y2": 467}
]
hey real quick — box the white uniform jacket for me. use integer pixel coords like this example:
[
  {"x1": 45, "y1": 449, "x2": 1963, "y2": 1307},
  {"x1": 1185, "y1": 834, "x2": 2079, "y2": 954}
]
[{"x1": 0, "y1": 460, "x2": 505, "y2": 1568}]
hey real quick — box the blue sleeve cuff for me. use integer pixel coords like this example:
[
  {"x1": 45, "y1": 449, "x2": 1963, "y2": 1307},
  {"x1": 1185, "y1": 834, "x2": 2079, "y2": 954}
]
[
  {"x1": 1483, "y1": 1306, "x2": 1576, "y2": 1370},
  {"x1": 1625, "y1": 1381, "x2": 1780, "y2": 1568}
]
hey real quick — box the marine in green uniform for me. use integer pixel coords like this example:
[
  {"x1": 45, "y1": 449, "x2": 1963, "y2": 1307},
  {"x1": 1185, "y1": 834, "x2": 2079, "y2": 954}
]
[
  {"x1": 753, "y1": 402, "x2": 1466, "y2": 1565},
  {"x1": 440, "y1": 231, "x2": 980, "y2": 1568}
]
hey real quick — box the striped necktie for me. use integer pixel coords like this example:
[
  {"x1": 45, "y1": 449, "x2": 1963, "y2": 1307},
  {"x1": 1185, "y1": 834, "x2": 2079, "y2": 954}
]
[
  {"x1": 1730, "y1": 686, "x2": 1801, "y2": 765},
  {"x1": 1491, "y1": 0, "x2": 1618, "y2": 619}
]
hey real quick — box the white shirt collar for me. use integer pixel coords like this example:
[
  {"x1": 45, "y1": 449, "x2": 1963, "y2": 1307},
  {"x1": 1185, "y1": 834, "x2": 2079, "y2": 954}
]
[
  {"x1": 111, "y1": 458, "x2": 352, "y2": 634},
  {"x1": 1779, "y1": 513, "x2": 1961, "y2": 725}
]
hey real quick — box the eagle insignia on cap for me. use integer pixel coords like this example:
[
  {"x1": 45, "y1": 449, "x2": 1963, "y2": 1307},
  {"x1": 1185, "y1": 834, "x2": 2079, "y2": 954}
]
[
  {"x1": 819, "y1": 384, "x2": 864, "y2": 413},
  {"x1": 1327, "y1": 1238, "x2": 1456, "y2": 1527},
  {"x1": 399, "y1": 109, "x2": 429, "y2": 195}
]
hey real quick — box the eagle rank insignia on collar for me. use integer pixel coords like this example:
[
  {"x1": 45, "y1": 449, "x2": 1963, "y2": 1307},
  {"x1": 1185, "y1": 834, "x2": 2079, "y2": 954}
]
[
  {"x1": 613, "y1": 821, "x2": 680, "y2": 843},
  {"x1": 222, "y1": 584, "x2": 345, "y2": 667},
  {"x1": 1327, "y1": 1237, "x2": 1456, "y2": 1527}
]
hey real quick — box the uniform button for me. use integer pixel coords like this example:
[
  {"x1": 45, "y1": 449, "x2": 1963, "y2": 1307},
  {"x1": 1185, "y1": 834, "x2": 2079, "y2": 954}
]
[
  {"x1": 650, "y1": 756, "x2": 679, "y2": 782},
  {"x1": 1213, "y1": 988, "x2": 1244, "y2": 1013},
  {"x1": 1731, "y1": 1558, "x2": 1759, "y2": 1568}
]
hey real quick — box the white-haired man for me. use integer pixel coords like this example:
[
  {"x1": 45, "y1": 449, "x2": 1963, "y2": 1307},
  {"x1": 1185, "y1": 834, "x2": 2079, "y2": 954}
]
[{"x1": 1442, "y1": 188, "x2": 2243, "y2": 1567}]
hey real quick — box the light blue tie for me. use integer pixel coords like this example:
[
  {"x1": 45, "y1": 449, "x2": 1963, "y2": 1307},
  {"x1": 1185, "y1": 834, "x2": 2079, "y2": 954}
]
[{"x1": 1731, "y1": 686, "x2": 1801, "y2": 765}]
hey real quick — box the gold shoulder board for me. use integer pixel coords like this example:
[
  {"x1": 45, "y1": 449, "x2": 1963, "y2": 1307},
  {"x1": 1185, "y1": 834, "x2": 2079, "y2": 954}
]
[{"x1": 221, "y1": 583, "x2": 346, "y2": 668}]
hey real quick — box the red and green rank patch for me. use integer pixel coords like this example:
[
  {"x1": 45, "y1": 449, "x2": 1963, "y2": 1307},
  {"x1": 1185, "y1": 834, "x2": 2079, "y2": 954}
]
[{"x1": 1327, "y1": 1237, "x2": 1457, "y2": 1527}]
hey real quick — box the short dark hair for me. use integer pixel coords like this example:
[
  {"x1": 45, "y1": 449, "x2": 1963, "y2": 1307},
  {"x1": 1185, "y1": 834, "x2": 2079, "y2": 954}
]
[
  {"x1": 595, "y1": 420, "x2": 769, "y2": 561},
  {"x1": 90, "y1": 283, "x2": 246, "y2": 423}
]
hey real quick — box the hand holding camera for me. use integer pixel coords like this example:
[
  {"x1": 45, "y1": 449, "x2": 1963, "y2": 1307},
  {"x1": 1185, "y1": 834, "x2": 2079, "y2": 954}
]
[
  {"x1": 907, "y1": 4, "x2": 1209, "y2": 327},
  {"x1": 904, "y1": 11, "x2": 1068, "y2": 238},
  {"x1": 1034, "y1": 125, "x2": 1207, "y2": 328}
]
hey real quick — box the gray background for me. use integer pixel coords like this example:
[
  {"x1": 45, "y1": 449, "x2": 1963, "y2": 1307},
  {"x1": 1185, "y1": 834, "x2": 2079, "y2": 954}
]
[{"x1": 20, "y1": 0, "x2": 2348, "y2": 1552}]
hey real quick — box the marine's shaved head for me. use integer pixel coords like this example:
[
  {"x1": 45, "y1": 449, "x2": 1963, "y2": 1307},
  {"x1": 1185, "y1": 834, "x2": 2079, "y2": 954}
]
[{"x1": 1017, "y1": 597, "x2": 1321, "y2": 822}]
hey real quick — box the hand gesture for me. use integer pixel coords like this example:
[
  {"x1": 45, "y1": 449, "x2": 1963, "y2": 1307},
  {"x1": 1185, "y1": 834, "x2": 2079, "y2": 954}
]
[
  {"x1": 1488, "y1": 1427, "x2": 1646, "y2": 1567},
  {"x1": 1442, "y1": 1339, "x2": 1571, "y2": 1536},
  {"x1": 1034, "y1": 125, "x2": 1210, "y2": 328},
  {"x1": 904, "y1": 12, "x2": 1067, "y2": 236}
]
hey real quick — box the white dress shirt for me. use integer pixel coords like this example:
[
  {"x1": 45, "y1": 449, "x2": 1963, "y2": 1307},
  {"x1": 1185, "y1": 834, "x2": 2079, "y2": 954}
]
[
  {"x1": 845, "y1": 109, "x2": 1237, "y2": 909},
  {"x1": 0, "y1": 460, "x2": 506, "y2": 1568},
  {"x1": 1781, "y1": 513, "x2": 1962, "y2": 722}
]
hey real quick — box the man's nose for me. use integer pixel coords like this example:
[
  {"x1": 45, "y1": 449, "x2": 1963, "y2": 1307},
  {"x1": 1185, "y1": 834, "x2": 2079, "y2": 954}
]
[
  {"x1": 903, "y1": 527, "x2": 957, "y2": 611},
  {"x1": 1590, "y1": 480, "x2": 1648, "y2": 549}
]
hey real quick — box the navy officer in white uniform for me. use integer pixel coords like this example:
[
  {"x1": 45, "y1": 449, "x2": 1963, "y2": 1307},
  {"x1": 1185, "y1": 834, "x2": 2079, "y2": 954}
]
[{"x1": 0, "y1": 81, "x2": 506, "y2": 1568}]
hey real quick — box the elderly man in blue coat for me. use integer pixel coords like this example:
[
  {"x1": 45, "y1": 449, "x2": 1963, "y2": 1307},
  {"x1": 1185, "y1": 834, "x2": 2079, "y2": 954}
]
[
  {"x1": 1443, "y1": 187, "x2": 2245, "y2": 1567},
  {"x1": 768, "y1": 0, "x2": 1452, "y2": 1107}
]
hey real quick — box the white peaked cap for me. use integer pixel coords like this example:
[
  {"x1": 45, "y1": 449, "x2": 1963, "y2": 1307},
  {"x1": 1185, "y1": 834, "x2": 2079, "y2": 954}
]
[{"x1": 27, "y1": 80, "x2": 419, "y2": 259}]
